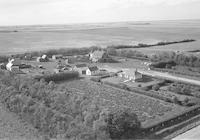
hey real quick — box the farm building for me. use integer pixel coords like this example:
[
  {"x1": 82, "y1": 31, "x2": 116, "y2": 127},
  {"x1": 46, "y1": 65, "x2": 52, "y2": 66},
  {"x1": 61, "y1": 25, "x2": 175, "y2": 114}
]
[
  {"x1": 24, "y1": 54, "x2": 32, "y2": 60},
  {"x1": 89, "y1": 50, "x2": 109, "y2": 62},
  {"x1": 52, "y1": 55, "x2": 63, "y2": 60},
  {"x1": 118, "y1": 69, "x2": 143, "y2": 82},
  {"x1": 37, "y1": 55, "x2": 48, "y2": 62},
  {"x1": 42, "y1": 54, "x2": 48, "y2": 61},
  {"x1": 37, "y1": 57, "x2": 43, "y2": 62},
  {"x1": 56, "y1": 59, "x2": 69, "y2": 66},
  {"x1": 86, "y1": 66, "x2": 99, "y2": 76},
  {"x1": 0, "y1": 63, "x2": 6, "y2": 69},
  {"x1": 73, "y1": 64, "x2": 88, "y2": 75},
  {"x1": 6, "y1": 58, "x2": 21, "y2": 71}
]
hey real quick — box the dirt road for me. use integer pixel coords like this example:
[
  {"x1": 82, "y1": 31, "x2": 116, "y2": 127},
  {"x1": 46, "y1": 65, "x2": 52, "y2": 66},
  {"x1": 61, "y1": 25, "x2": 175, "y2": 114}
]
[
  {"x1": 0, "y1": 104, "x2": 41, "y2": 140},
  {"x1": 140, "y1": 69, "x2": 200, "y2": 86}
]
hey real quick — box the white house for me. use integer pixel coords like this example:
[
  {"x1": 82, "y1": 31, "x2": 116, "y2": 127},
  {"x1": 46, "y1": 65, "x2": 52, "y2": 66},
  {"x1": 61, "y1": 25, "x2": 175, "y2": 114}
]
[
  {"x1": 86, "y1": 66, "x2": 99, "y2": 76},
  {"x1": 73, "y1": 64, "x2": 88, "y2": 75},
  {"x1": 118, "y1": 69, "x2": 143, "y2": 82},
  {"x1": 6, "y1": 58, "x2": 21, "y2": 71}
]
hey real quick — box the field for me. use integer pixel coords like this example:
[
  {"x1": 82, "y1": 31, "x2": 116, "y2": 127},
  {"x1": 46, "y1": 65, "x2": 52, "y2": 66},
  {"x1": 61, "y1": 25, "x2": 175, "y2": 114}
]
[
  {"x1": 60, "y1": 79, "x2": 187, "y2": 128},
  {"x1": 1, "y1": 19, "x2": 200, "y2": 55}
]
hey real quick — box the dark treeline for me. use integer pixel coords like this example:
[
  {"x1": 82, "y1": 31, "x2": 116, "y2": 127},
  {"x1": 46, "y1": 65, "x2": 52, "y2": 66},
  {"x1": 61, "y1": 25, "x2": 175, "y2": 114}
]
[
  {"x1": 107, "y1": 39, "x2": 196, "y2": 49},
  {"x1": 0, "y1": 55, "x2": 9, "y2": 63},
  {"x1": 106, "y1": 48, "x2": 149, "y2": 61},
  {"x1": 150, "y1": 52, "x2": 200, "y2": 68},
  {"x1": 34, "y1": 71, "x2": 79, "y2": 82}
]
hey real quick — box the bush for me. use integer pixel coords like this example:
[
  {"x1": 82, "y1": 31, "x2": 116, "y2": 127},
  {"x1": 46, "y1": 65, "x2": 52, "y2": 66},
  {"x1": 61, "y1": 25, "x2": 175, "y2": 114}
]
[
  {"x1": 107, "y1": 108, "x2": 141, "y2": 139},
  {"x1": 152, "y1": 84, "x2": 160, "y2": 91}
]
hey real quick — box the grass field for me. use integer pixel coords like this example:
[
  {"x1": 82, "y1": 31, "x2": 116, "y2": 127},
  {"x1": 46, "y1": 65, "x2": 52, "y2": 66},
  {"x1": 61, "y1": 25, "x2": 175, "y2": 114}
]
[{"x1": 0, "y1": 19, "x2": 200, "y2": 55}]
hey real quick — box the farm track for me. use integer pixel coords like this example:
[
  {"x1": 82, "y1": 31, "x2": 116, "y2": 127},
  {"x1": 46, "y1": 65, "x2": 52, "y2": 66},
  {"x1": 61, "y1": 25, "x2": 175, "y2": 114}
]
[{"x1": 140, "y1": 69, "x2": 200, "y2": 86}]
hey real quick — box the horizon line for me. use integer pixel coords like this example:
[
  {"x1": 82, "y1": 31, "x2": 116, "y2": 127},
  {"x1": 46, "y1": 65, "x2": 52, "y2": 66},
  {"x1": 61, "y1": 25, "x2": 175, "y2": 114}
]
[{"x1": 0, "y1": 18, "x2": 200, "y2": 27}]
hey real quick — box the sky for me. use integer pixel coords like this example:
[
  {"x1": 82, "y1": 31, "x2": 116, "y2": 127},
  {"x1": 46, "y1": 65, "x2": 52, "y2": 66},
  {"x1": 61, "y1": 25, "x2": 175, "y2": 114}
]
[{"x1": 0, "y1": 0, "x2": 200, "y2": 25}]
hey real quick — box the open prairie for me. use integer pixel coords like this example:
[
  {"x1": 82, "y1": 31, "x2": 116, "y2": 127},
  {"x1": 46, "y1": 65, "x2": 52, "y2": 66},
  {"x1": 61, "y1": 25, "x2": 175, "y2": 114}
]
[{"x1": 0, "y1": 19, "x2": 200, "y2": 55}]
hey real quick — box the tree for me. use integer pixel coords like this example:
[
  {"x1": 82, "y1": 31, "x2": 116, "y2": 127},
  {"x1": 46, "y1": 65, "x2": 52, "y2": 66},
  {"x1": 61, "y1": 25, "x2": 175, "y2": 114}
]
[
  {"x1": 152, "y1": 84, "x2": 160, "y2": 91},
  {"x1": 107, "y1": 108, "x2": 141, "y2": 139}
]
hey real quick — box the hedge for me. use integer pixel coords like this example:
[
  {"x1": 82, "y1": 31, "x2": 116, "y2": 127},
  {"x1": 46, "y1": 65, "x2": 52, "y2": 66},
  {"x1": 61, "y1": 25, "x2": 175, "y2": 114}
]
[{"x1": 34, "y1": 71, "x2": 79, "y2": 82}]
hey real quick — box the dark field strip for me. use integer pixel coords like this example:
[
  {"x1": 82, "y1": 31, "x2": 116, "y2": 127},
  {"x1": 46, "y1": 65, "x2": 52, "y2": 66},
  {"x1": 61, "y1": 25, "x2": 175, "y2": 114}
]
[{"x1": 108, "y1": 39, "x2": 196, "y2": 49}]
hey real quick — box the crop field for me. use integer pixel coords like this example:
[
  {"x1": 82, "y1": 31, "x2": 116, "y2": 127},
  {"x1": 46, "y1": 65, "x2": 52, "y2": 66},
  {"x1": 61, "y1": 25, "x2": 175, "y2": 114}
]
[
  {"x1": 1, "y1": 20, "x2": 200, "y2": 55},
  {"x1": 61, "y1": 79, "x2": 187, "y2": 127}
]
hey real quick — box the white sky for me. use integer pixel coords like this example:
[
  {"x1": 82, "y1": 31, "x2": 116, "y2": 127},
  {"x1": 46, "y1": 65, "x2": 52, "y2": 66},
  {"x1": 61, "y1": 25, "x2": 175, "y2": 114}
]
[{"x1": 0, "y1": 0, "x2": 200, "y2": 25}]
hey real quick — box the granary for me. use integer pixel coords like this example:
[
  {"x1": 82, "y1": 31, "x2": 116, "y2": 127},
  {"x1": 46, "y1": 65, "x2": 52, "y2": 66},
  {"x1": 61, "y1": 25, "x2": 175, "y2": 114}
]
[
  {"x1": 86, "y1": 66, "x2": 99, "y2": 76},
  {"x1": 118, "y1": 69, "x2": 143, "y2": 82},
  {"x1": 89, "y1": 50, "x2": 108, "y2": 62},
  {"x1": 52, "y1": 55, "x2": 63, "y2": 60},
  {"x1": 73, "y1": 64, "x2": 88, "y2": 75},
  {"x1": 6, "y1": 58, "x2": 21, "y2": 71}
]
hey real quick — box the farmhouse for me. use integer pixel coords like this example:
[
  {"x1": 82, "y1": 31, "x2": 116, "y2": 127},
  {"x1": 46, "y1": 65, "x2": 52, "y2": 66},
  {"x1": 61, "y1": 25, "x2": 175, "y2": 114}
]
[
  {"x1": 42, "y1": 54, "x2": 48, "y2": 61},
  {"x1": 6, "y1": 58, "x2": 21, "y2": 71},
  {"x1": 52, "y1": 55, "x2": 63, "y2": 60},
  {"x1": 118, "y1": 69, "x2": 143, "y2": 82},
  {"x1": 73, "y1": 64, "x2": 88, "y2": 75},
  {"x1": 89, "y1": 50, "x2": 108, "y2": 62},
  {"x1": 86, "y1": 66, "x2": 99, "y2": 76},
  {"x1": 37, "y1": 55, "x2": 48, "y2": 62}
]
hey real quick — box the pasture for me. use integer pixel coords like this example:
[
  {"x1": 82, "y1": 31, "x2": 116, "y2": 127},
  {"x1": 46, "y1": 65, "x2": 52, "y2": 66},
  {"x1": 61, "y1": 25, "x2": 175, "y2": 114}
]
[{"x1": 1, "y1": 19, "x2": 200, "y2": 55}]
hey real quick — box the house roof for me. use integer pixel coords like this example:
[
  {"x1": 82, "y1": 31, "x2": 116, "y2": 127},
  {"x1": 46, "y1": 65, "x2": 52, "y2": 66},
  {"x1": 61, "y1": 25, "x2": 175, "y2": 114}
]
[
  {"x1": 88, "y1": 66, "x2": 98, "y2": 71},
  {"x1": 75, "y1": 64, "x2": 87, "y2": 68},
  {"x1": 9, "y1": 58, "x2": 21, "y2": 66},
  {"x1": 91, "y1": 50, "x2": 106, "y2": 59},
  {"x1": 123, "y1": 69, "x2": 142, "y2": 77}
]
